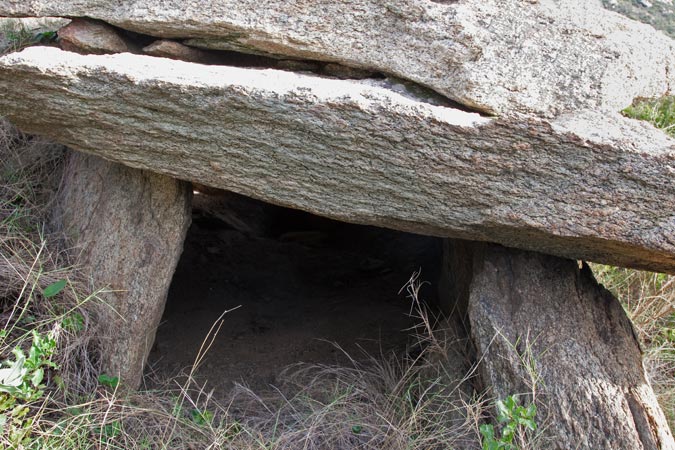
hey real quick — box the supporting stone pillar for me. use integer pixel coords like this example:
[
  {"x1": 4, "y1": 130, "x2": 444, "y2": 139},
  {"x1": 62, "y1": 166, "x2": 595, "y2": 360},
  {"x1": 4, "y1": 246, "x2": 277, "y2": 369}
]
[
  {"x1": 55, "y1": 150, "x2": 191, "y2": 389},
  {"x1": 444, "y1": 240, "x2": 674, "y2": 449}
]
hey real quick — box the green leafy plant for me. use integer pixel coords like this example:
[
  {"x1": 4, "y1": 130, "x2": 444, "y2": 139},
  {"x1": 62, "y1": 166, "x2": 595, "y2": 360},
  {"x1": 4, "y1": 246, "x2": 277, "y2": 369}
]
[
  {"x1": 480, "y1": 395, "x2": 537, "y2": 450},
  {"x1": 93, "y1": 420, "x2": 122, "y2": 445},
  {"x1": 189, "y1": 408, "x2": 214, "y2": 426},
  {"x1": 34, "y1": 31, "x2": 57, "y2": 44},
  {"x1": 42, "y1": 279, "x2": 66, "y2": 299},
  {"x1": 97, "y1": 374, "x2": 119, "y2": 390},
  {"x1": 61, "y1": 312, "x2": 85, "y2": 333},
  {"x1": 0, "y1": 330, "x2": 58, "y2": 447},
  {"x1": 0, "y1": 330, "x2": 57, "y2": 401}
]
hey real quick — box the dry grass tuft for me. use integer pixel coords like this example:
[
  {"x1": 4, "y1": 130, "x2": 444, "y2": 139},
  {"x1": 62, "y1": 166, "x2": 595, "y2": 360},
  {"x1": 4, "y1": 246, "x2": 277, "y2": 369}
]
[
  {"x1": 222, "y1": 348, "x2": 484, "y2": 449},
  {"x1": 592, "y1": 264, "x2": 675, "y2": 430},
  {"x1": 0, "y1": 118, "x2": 102, "y2": 398}
]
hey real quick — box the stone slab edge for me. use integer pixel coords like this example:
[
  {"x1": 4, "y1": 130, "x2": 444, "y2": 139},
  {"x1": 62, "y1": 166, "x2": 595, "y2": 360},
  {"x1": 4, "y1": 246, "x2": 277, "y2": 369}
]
[
  {"x1": 0, "y1": 47, "x2": 674, "y2": 273},
  {"x1": 0, "y1": 0, "x2": 674, "y2": 117}
]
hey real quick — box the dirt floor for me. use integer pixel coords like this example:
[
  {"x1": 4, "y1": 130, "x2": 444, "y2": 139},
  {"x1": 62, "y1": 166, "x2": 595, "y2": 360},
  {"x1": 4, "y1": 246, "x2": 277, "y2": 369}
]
[{"x1": 146, "y1": 195, "x2": 443, "y2": 397}]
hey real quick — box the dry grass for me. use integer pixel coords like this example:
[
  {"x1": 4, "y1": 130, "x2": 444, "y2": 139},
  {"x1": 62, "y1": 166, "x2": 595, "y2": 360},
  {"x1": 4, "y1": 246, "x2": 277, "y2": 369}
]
[
  {"x1": 134, "y1": 273, "x2": 485, "y2": 450},
  {"x1": 0, "y1": 119, "x2": 103, "y2": 392},
  {"x1": 592, "y1": 264, "x2": 675, "y2": 430}
]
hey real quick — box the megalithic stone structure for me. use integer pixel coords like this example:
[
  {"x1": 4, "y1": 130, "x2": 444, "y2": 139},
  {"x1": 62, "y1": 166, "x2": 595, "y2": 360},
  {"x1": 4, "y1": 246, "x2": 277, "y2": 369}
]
[{"x1": 0, "y1": 0, "x2": 673, "y2": 445}]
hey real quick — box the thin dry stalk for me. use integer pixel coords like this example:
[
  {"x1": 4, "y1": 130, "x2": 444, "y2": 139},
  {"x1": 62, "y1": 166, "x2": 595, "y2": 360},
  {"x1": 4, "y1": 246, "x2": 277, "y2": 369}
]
[{"x1": 592, "y1": 264, "x2": 675, "y2": 430}]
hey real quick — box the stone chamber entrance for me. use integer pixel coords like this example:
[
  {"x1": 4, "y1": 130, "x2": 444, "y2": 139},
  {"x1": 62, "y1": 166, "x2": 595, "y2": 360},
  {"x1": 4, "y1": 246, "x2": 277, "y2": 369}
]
[{"x1": 145, "y1": 187, "x2": 444, "y2": 396}]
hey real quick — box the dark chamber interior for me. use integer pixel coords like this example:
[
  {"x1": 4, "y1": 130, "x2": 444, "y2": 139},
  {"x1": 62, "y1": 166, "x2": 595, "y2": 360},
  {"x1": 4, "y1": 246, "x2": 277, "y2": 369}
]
[{"x1": 146, "y1": 188, "x2": 443, "y2": 395}]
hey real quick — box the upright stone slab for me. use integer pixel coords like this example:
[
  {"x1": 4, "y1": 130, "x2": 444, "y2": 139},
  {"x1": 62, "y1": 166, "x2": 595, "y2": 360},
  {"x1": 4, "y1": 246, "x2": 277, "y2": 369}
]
[
  {"x1": 56, "y1": 150, "x2": 191, "y2": 388},
  {"x1": 445, "y1": 240, "x2": 675, "y2": 449}
]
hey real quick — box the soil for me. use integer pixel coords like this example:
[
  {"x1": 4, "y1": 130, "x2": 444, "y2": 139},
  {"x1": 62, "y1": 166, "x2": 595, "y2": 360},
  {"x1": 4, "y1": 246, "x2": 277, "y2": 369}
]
[{"x1": 146, "y1": 199, "x2": 443, "y2": 397}]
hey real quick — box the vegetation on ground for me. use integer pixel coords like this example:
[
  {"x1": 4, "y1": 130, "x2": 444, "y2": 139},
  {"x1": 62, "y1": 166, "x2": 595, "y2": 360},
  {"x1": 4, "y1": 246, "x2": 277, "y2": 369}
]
[
  {"x1": 0, "y1": 20, "x2": 57, "y2": 54},
  {"x1": 479, "y1": 395, "x2": 537, "y2": 450},
  {"x1": 623, "y1": 95, "x2": 675, "y2": 137}
]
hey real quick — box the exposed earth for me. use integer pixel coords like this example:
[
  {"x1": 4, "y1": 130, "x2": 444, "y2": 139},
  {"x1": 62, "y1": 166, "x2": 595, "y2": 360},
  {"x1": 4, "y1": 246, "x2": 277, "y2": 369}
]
[{"x1": 146, "y1": 193, "x2": 443, "y2": 397}]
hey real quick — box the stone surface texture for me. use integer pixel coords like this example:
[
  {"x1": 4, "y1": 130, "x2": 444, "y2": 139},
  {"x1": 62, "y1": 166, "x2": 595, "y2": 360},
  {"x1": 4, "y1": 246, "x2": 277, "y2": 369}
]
[
  {"x1": 142, "y1": 39, "x2": 212, "y2": 63},
  {"x1": 58, "y1": 18, "x2": 133, "y2": 54},
  {"x1": 55, "y1": 150, "x2": 191, "y2": 388},
  {"x1": 1, "y1": 0, "x2": 674, "y2": 116},
  {"x1": 0, "y1": 47, "x2": 674, "y2": 273},
  {"x1": 192, "y1": 186, "x2": 282, "y2": 237},
  {"x1": 450, "y1": 240, "x2": 675, "y2": 449},
  {"x1": 0, "y1": 16, "x2": 69, "y2": 32}
]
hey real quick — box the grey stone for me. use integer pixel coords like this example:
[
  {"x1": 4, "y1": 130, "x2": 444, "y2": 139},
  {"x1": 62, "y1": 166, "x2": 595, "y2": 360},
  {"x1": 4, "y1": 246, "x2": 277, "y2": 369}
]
[
  {"x1": 447, "y1": 240, "x2": 675, "y2": 449},
  {"x1": 0, "y1": 16, "x2": 69, "y2": 33},
  {"x1": 0, "y1": 0, "x2": 673, "y2": 116},
  {"x1": 192, "y1": 186, "x2": 280, "y2": 237},
  {"x1": 0, "y1": 47, "x2": 673, "y2": 274},
  {"x1": 321, "y1": 63, "x2": 375, "y2": 80},
  {"x1": 142, "y1": 39, "x2": 212, "y2": 63},
  {"x1": 275, "y1": 59, "x2": 320, "y2": 73},
  {"x1": 55, "y1": 149, "x2": 191, "y2": 388}
]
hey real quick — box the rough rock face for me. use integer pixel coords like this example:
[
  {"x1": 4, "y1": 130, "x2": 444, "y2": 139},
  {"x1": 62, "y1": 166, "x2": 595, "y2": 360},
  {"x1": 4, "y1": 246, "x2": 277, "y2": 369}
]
[
  {"x1": 192, "y1": 187, "x2": 282, "y2": 237},
  {"x1": 58, "y1": 18, "x2": 133, "y2": 54},
  {"x1": 55, "y1": 150, "x2": 191, "y2": 388},
  {"x1": 446, "y1": 240, "x2": 675, "y2": 449},
  {"x1": 1, "y1": 0, "x2": 674, "y2": 116},
  {"x1": 142, "y1": 39, "x2": 212, "y2": 63},
  {"x1": 0, "y1": 47, "x2": 673, "y2": 273}
]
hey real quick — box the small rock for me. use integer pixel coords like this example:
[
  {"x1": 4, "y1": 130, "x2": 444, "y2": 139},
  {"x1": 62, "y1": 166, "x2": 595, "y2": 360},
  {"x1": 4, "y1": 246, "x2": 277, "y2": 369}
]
[
  {"x1": 143, "y1": 40, "x2": 213, "y2": 64},
  {"x1": 276, "y1": 59, "x2": 320, "y2": 72},
  {"x1": 58, "y1": 18, "x2": 131, "y2": 55},
  {"x1": 322, "y1": 62, "x2": 375, "y2": 80}
]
